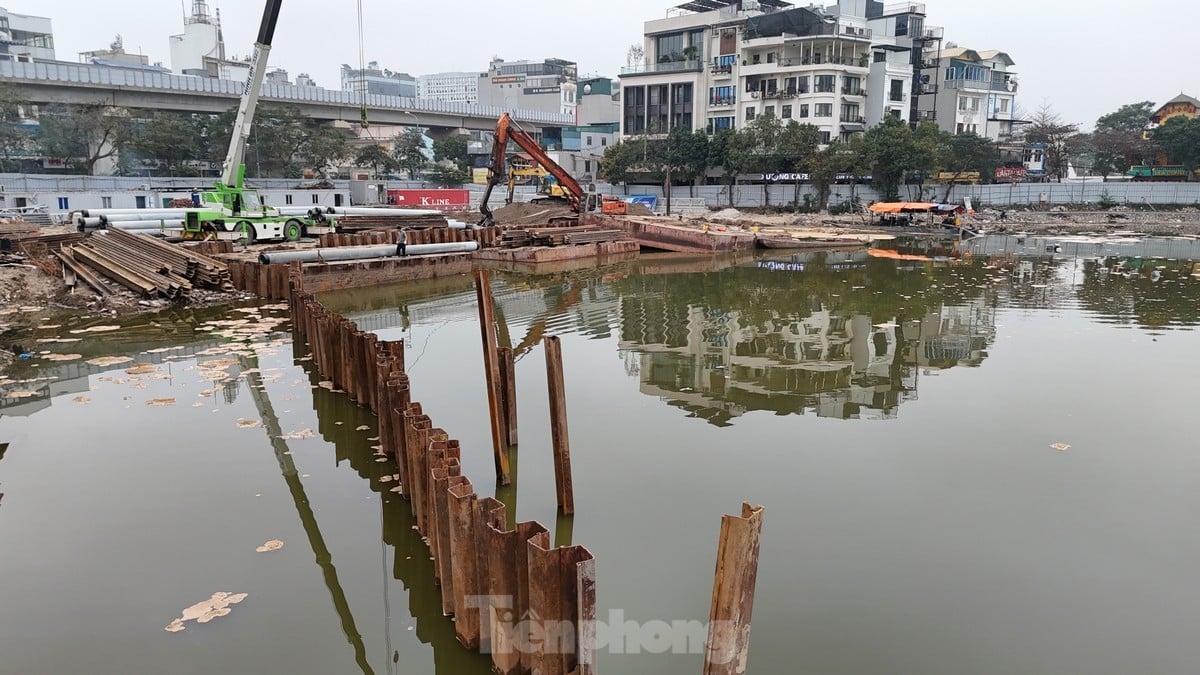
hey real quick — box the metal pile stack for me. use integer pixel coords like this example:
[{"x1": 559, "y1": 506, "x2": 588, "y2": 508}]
[
  {"x1": 59, "y1": 229, "x2": 234, "y2": 300},
  {"x1": 500, "y1": 226, "x2": 627, "y2": 248}
]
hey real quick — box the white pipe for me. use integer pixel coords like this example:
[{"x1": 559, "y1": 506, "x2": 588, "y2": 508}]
[
  {"x1": 315, "y1": 207, "x2": 444, "y2": 218},
  {"x1": 80, "y1": 208, "x2": 191, "y2": 218},
  {"x1": 107, "y1": 220, "x2": 185, "y2": 229},
  {"x1": 259, "y1": 241, "x2": 477, "y2": 265}
]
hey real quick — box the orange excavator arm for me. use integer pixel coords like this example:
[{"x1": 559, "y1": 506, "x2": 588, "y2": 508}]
[{"x1": 478, "y1": 113, "x2": 586, "y2": 227}]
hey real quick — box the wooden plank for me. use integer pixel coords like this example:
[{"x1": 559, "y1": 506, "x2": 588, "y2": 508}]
[
  {"x1": 544, "y1": 336, "x2": 574, "y2": 514},
  {"x1": 474, "y1": 269, "x2": 511, "y2": 485},
  {"x1": 703, "y1": 502, "x2": 766, "y2": 675}
]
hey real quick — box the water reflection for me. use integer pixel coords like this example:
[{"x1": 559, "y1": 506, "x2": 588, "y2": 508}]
[{"x1": 324, "y1": 236, "x2": 1199, "y2": 428}]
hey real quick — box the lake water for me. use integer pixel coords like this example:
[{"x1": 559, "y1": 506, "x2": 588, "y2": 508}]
[{"x1": 2, "y1": 234, "x2": 1199, "y2": 674}]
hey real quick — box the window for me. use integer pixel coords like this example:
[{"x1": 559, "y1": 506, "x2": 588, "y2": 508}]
[
  {"x1": 766, "y1": 52, "x2": 776, "y2": 64},
  {"x1": 708, "y1": 116, "x2": 735, "y2": 132},
  {"x1": 815, "y1": 103, "x2": 833, "y2": 117},
  {"x1": 999, "y1": 98, "x2": 1010, "y2": 113},
  {"x1": 709, "y1": 86, "x2": 735, "y2": 106},
  {"x1": 587, "y1": 136, "x2": 593, "y2": 145},
  {"x1": 312, "y1": 194, "x2": 320, "y2": 204},
  {"x1": 601, "y1": 137, "x2": 608, "y2": 146},
  {"x1": 840, "y1": 104, "x2": 860, "y2": 122},
  {"x1": 765, "y1": 105, "x2": 775, "y2": 117},
  {"x1": 874, "y1": 51, "x2": 887, "y2": 63},
  {"x1": 815, "y1": 75, "x2": 836, "y2": 93},
  {"x1": 842, "y1": 76, "x2": 861, "y2": 95},
  {"x1": 889, "y1": 108, "x2": 902, "y2": 119},
  {"x1": 746, "y1": 107, "x2": 756, "y2": 121},
  {"x1": 101, "y1": 196, "x2": 113, "y2": 209},
  {"x1": 959, "y1": 96, "x2": 968, "y2": 111},
  {"x1": 890, "y1": 79, "x2": 904, "y2": 102},
  {"x1": 956, "y1": 122, "x2": 964, "y2": 134},
  {"x1": 584, "y1": 160, "x2": 591, "y2": 173},
  {"x1": 782, "y1": 104, "x2": 792, "y2": 119},
  {"x1": 285, "y1": 194, "x2": 294, "y2": 205},
  {"x1": 798, "y1": 104, "x2": 809, "y2": 118},
  {"x1": 820, "y1": 131, "x2": 832, "y2": 144},
  {"x1": 57, "y1": 197, "x2": 69, "y2": 210}
]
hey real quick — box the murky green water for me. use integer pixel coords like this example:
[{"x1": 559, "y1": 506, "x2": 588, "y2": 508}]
[{"x1": 2, "y1": 235, "x2": 1199, "y2": 674}]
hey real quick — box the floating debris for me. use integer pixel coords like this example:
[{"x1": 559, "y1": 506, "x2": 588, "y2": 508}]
[
  {"x1": 69, "y1": 325, "x2": 121, "y2": 335},
  {"x1": 43, "y1": 353, "x2": 83, "y2": 362},
  {"x1": 318, "y1": 381, "x2": 335, "y2": 390},
  {"x1": 1050, "y1": 443, "x2": 1072, "y2": 452},
  {"x1": 146, "y1": 398, "x2": 177, "y2": 407},
  {"x1": 86, "y1": 356, "x2": 133, "y2": 367},
  {"x1": 72, "y1": 396, "x2": 91, "y2": 405},
  {"x1": 125, "y1": 364, "x2": 160, "y2": 375},
  {"x1": 379, "y1": 475, "x2": 394, "y2": 483},
  {"x1": 236, "y1": 419, "x2": 262, "y2": 429},
  {"x1": 355, "y1": 425, "x2": 370, "y2": 431},
  {"x1": 277, "y1": 428, "x2": 314, "y2": 440},
  {"x1": 192, "y1": 402, "x2": 205, "y2": 408},
  {"x1": 255, "y1": 540, "x2": 284, "y2": 553},
  {"x1": 164, "y1": 592, "x2": 248, "y2": 633}
]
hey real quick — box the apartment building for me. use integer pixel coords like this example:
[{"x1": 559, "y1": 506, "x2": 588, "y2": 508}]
[
  {"x1": 476, "y1": 57, "x2": 578, "y2": 118},
  {"x1": 417, "y1": 72, "x2": 480, "y2": 104},
  {"x1": 918, "y1": 47, "x2": 1018, "y2": 141},
  {"x1": 0, "y1": 5, "x2": 55, "y2": 61},
  {"x1": 341, "y1": 62, "x2": 417, "y2": 98},
  {"x1": 619, "y1": 0, "x2": 929, "y2": 144}
]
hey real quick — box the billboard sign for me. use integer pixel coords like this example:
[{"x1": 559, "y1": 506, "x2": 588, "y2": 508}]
[{"x1": 387, "y1": 189, "x2": 471, "y2": 210}]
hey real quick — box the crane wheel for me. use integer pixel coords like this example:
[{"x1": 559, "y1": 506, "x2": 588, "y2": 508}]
[
  {"x1": 284, "y1": 219, "x2": 304, "y2": 242},
  {"x1": 238, "y1": 220, "x2": 257, "y2": 245}
]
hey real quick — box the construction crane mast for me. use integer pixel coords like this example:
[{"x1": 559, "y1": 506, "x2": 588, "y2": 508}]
[{"x1": 219, "y1": 0, "x2": 282, "y2": 190}]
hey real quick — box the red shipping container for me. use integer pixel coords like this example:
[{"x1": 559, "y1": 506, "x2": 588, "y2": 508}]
[{"x1": 386, "y1": 189, "x2": 470, "y2": 211}]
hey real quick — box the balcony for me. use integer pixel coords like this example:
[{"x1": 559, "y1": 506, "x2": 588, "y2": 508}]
[
  {"x1": 841, "y1": 87, "x2": 864, "y2": 97},
  {"x1": 619, "y1": 60, "x2": 703, "y2": 77},
  {"x1": 882, "y1": 2, "x2": 927, "y2": 15},
  {"x1": 917, "y1": 83, "x2": 939, "y2": 95},
  {"x1": 840, "y1": 116, "x2": 866, "y2": 124},
  {"x1": 915, "y1": 26, "x2": 944, "y2": 41},
  {"x1": 943, "y1": 78, "x2": 1018, "y2": 93},
  {"x1": 914, "y1": 110, "x2": 937, "y2": 122},
  {"x1": 709, "y1": 97, "x2": 736, "y2": 108},
  {"x1": 776, "y1": 55, "x2": 870, "y2": 69}
]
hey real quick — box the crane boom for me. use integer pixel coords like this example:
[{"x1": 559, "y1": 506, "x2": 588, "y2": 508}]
[
  {"x1": 219, "y1": 0, "x2": 283, "y2": 188},
  {"x1": 478, "y1": 113, "x2": 587, "y2": 226}
]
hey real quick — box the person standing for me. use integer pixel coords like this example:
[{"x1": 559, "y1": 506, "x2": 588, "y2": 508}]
[{"x1": 397, "y1": 228, "x2": 408, "y2": 257}]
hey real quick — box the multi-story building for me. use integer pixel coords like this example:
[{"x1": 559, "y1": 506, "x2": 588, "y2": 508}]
[
  {"x1": 476, "y1": 57, "x2": 578, "y2": 118},
  {"x1": 917, "y1": 47, "x2": 1018, "y2": 141},
  {"x1": 619, "y1": 0, "x2": 932, "y2": 144},
  {"x1": 0, "y1": 6, "x2": 54, "y2": 61},
  {"x1": 341, "y1": 62, "x2": 417, "y2": 98},
  {"x1": 417, "y1": 72, "x2": 479, "y2": 104},
  {"x1": 1149, "y1": 94, "x2": 1200, "y2": 128}
]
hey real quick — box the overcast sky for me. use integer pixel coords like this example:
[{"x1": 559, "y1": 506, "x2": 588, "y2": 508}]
[{"x1": 10, "y1": 0, "x2": 1195, "y2": 129}]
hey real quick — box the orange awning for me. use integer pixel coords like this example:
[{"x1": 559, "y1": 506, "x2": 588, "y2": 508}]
[{"x1": 868, "y1": 202, "x2": 938, "y2": 214}]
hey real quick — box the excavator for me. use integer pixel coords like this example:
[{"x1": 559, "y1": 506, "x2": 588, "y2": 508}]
[{"x1": 478, "y1": 113, "x2": 626, "y2": 228}]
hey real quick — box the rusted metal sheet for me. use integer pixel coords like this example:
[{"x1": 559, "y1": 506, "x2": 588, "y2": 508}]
[
  {"x1": 448, "y1": 480, "x2": 483, "y2": 649},
  {"x1": 527, "y1": 532, "x2": 596, "y2": 675},
  {"x1": 475, "y1": 269, "x2": 512, "y2": 485},
  {"x1": 703, "y1": 502, "x2": 765, "y2": 675},
  {"x1": 544, "y1": 336, "x2": 575, "y2": 515},
  {"x1": 497, "y1": 346, "x2": 519, "y2": 447}
]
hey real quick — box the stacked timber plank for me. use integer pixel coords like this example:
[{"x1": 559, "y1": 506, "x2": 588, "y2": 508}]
[{"x1": 60, "y1": 229, "x2": 234, "y2": 300}]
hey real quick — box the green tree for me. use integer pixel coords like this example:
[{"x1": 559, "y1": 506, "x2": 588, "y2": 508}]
[
  {"x1": 210, "y1": 105, "x2": 350, "y2": 178},
  {"x1": 392, "y1": 127, "x2": 428, "y2": 179},
  {"x1": 37, "y1": 103, "x2": 132, "y2": 175},
  {"x1": 665, "y1": 126, "x2": 710, "y2": 196},
  {"x1": 426, "y1": 163, "x2": 469, "y2": 186},
  {"x1": 353, "y1": 143, "x2": 398, "y2": 177},
  {"x1": 862, "y1": 117, "x2": 924, "y2": 200},
  {"x1": 1152, "y1": 116, "x2": 1200, "y2": 173},
  {"x1": 124, "y1": 111, "x2": 211, "y2": 176},
  {"x1": 938, "y1": 133, "x2": 996, "y2": 200},
  {"x1": 706, "y1": 128, "x2": 741, "y2": 207},
  {"x1": 599, "y1": 140, "x2": 637, "y2": 188},
  {"x1": 1023, "y1": 102, "x2": 1079, "y2": 182},
  {"x1": 778, "y1": 121, "x2": 821, "y2": 205},
  {"x1": 1091, "y1": 101, "x2": 1157, "y2": 177},
  {"x1": 737, "y1": 114, "x2": 786, "y2": 205},
  {"x1": 808, "y1": 140, "x2": 857, "y2": 212},
  {"x1": 432, "y1": 133, "x2": 470, "y2": 171},
  {"x1": 0, "y1": 83, "x2": 33, "y2": 172}
]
